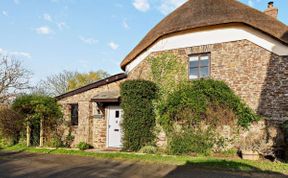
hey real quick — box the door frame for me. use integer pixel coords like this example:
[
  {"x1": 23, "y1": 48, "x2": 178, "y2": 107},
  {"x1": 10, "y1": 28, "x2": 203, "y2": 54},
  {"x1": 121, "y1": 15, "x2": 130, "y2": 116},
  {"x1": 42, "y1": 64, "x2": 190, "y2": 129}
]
[{"x1": 106, "y1": 105, "x2": 122, "y2": 148}]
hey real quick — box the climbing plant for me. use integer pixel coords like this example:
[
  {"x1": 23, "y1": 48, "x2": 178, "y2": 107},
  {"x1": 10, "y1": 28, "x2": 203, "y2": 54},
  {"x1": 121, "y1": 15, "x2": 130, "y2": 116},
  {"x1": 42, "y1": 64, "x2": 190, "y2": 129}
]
[
  {"x1": 12, "y1": 94, "x2": 63, "y2": 147},
  {"x1": 120, "y1": 80, "x2": 158, "y2": 151},
  {"x1": 148, "y1": 53, "x2": 186, "y2": 99},
  {"x1": 159, "y1": 79, "x2": 260, "y2": 155}
]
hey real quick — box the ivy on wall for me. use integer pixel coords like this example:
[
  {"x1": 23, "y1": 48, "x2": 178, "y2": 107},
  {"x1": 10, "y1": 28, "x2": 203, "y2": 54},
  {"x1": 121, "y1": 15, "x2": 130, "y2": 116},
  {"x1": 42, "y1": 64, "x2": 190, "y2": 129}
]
[
  {"x1": 159, "y1": 79, "x2": 260, "y2": 155},
  {"x1": 146, "y1": 52, "x2": 260, "y2": 155},
  {"x1": 148, "y1": 53, "x2": 186, "y2": 99},
  {"x1": 120, "y1": 80, "x2": 158, "y2": 151}
]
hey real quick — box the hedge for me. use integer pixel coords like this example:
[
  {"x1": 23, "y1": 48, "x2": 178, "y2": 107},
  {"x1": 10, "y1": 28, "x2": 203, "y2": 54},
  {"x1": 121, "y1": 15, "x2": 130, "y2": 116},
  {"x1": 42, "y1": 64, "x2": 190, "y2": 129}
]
[{"x1": 120, "y1": 80, "x2": 158, "y2": 151}]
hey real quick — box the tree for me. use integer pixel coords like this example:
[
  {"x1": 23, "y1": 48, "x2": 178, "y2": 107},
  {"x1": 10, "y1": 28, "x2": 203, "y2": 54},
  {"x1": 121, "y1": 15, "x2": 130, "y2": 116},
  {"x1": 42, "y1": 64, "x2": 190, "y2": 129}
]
[
  {"x1": 34, "y1": 71, "x2": 77, "y2": 97},
  {"x1": 67, "y1": 70, "x2": 110, "y2": 91},
  {"x1": 0, "y1": 105, "x2": 24, "y2": 145},
  {"x1": 12, "y1": 95, "x2": 63, "y2": 147},
  {"x1": 34, "y1": 70, "x2": 110, "y2": 97},
  {"x1": 0, "y1": 56, "x2": 31, "y2": 103}
]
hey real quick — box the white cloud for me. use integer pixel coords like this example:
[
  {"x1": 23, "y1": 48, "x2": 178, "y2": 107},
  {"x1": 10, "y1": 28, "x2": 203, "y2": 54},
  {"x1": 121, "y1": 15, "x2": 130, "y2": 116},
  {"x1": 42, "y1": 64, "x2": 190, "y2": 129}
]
[
  {"x1": 43, "y1": 13, "x2": 53, "y2": 22},
  {"x1": 133, "y1": 0, "x2": 150, "y2": 12},
  {"x1": 35, "y1": 26, "x2": 53, "y2": 35},
  {"x1": 108, "y1": 42, "x2": 119, "y2": 50},
  {"x1": 13, "y1": 0, "x2": 20, "y2": 5},
  {"x1": 2, "y1": 11, "x2": 8, "y2": 16},
  {"x1": 0, "y1": 48, "x2": 31, "y2": 58},
  {"x1": 122, "y1": 19, "x2": 129, "y2": 29},
  {"x1": 79, "y1": 36, "x2": 98, "y2": 45},
  {"x1": 159, "y1": 0, "x2": 187, "y2": 15}
]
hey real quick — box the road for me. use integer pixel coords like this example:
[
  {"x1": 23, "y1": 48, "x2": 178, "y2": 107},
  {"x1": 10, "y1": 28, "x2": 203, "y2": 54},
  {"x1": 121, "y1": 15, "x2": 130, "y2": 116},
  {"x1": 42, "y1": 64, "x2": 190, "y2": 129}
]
[{"x1": 0, "y1": 151, "x2": 286, "y2": 178}]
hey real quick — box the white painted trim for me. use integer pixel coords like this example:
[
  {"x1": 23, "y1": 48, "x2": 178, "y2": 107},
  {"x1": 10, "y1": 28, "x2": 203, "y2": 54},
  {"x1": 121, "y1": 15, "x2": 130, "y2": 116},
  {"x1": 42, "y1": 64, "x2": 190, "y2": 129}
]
[
  {"x1": 125, "y1": 26, "x2": 288, "y2": 73},
  {"x1": 105, "y1": 106, "x2": 109, "y2": 149}
]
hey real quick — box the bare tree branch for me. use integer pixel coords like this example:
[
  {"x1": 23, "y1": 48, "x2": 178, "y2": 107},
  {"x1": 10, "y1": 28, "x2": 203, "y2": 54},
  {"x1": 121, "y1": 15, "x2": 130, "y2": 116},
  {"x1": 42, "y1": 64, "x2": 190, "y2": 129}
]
[
  {"x1": 0, "y1": 56, "x2": 31, "y2": 103},
  {"x1": 32, "y1": 70, "x2": 78, "y2": 97}
]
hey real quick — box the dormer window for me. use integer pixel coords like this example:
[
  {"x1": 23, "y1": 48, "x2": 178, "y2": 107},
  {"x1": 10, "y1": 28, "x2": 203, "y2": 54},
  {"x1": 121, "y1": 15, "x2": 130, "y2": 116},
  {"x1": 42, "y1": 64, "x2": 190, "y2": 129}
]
[{"x1": 189, "y1": 53, "x2": 210, "y2": 80}]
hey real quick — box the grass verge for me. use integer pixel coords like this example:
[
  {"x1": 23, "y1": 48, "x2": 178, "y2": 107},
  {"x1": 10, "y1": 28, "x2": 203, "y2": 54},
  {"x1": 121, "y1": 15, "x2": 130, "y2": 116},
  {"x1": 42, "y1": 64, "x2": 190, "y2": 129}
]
[{"x1": 2, "y1": 144, "x2": 288, "y2": 175}]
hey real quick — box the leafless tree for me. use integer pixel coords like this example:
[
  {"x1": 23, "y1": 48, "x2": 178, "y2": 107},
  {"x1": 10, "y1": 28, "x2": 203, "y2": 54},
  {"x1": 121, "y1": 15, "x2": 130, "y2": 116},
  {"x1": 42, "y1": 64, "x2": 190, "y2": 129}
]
[
  {"x1": 0, "y1": 56, "x2": 31, "y2": 103},
  {"x1": 33, "y1": 70, "x2": 78, "y2": 97},
  {"x1": 34, "y1": 70, "x2": 110, "y2": 97}
]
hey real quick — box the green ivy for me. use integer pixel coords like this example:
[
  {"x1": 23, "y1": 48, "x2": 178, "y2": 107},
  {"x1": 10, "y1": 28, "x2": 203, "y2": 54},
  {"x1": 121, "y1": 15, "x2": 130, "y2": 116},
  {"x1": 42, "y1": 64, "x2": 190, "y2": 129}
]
[
  {"x1": 160, "y1": 79, "x2": 260, "y2": 131},
  {"x1": 159, "y1": 79, "x2": 260, "y2": 155},
  {"x1": 148, "y1": 53, "x2": 186, "y2": 99},
  {"x1": 120, "y1": 80, "x2": 158, "y2": 151}
]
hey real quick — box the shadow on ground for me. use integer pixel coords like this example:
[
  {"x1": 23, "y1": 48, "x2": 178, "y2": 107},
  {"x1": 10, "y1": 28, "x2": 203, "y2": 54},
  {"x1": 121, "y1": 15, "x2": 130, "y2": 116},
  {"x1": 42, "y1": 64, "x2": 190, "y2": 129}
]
[
  {"x1": 0, "y1": 151, "x2": 287, "y2": 178},
  {"x1": 164, "y1": 160, "x2": 287, "y2": 178}
]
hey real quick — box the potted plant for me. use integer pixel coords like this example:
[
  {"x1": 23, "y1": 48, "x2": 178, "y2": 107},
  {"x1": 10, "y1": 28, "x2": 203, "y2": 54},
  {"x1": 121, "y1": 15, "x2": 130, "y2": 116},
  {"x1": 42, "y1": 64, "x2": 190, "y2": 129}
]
[
  {"x1": 238, "y1": 136, "x2": 260, "y2": 160},
  {"x1": 238, "y1": 134, "x2": 272, "y2": 161}
]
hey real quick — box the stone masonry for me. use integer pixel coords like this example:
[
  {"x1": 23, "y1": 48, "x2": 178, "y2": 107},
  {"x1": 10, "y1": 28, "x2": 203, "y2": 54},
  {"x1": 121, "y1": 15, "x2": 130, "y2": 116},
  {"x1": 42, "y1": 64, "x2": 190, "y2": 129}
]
[
  {"x1": 58, "y1": 39, "x2": 288, "y2": 151},
  {"x1": 128, "y1": 39, "x2": 288, "y2": 149},
  {"x1": 58, "y1": 80, "x2": 124, "y2": 149},
  {"x1": 128, "y1": 39, "x2": 288, "y2": 121}
]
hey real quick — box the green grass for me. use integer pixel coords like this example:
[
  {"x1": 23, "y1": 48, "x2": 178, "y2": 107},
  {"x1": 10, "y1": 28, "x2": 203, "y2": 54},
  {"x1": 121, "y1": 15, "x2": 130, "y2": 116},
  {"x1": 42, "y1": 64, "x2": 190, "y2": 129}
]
[{"x1": 2, "y1": 144, "x2": 288, "y2": 175}]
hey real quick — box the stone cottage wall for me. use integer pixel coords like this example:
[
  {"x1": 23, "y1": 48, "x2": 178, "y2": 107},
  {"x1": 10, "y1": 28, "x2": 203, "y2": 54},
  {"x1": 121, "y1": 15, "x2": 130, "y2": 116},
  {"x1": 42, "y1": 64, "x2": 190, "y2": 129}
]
[
  {"x1": 127, "y1": 39, "x2": 288, "y2": 149},
  {"x1": 58, "y1": 80, "x2": 124, "y2": 149},
  {"x1": 128, "y1": 39, "x2": 288, "y2": 120}
]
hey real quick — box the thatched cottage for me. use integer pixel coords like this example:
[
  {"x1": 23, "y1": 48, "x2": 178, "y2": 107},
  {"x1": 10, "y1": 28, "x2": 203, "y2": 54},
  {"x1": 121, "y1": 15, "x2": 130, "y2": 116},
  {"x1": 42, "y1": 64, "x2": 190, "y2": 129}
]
[{"x1": 56, "y1": 0, "x2": 288, "y2": 150}]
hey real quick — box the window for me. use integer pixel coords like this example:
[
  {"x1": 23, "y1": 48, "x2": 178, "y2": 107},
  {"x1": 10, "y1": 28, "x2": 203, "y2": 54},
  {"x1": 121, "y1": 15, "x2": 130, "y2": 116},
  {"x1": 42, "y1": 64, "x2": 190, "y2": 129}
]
[
  {"x1": 70, "y1": 104, "x2": 78, "y2": 126},
  {"x1": 189, "y1": 53, "x2": 210, "y2": 79},
  {"x1": 115, "y1": 110, "x2": 120, "y2": 118}
]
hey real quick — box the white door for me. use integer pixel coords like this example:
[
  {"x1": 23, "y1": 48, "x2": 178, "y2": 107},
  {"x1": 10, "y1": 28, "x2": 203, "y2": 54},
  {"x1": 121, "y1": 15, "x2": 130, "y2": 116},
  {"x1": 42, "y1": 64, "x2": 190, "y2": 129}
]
[{"x1": 107, "y1": 106, "x2": 123, "y2": 148}]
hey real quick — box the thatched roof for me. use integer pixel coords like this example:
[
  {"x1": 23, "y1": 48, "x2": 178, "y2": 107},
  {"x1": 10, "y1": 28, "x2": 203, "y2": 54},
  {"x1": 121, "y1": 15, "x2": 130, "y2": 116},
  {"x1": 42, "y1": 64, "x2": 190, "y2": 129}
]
[{"x1": 120, "y1": 0, "x2": 288, "y2": 70}]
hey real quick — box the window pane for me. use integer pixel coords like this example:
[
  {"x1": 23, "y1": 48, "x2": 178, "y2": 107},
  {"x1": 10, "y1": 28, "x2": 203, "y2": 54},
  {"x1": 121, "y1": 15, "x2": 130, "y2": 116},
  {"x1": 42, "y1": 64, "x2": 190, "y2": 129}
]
[
  {"x1": 189, "y1": 61, "x2": 198, "y2": 68},
  {"x1": 189, "y1": 68, "x2": 198, "y2": 79},
  {"x1": 71, "y1": 104, "x2": 78, "y2": 126},
  {"x1": 200, "y1": 55, "x2": 209, "y2": 61},
  {"x1": 200, "y1": 59, "x2": 209, "y2": 67},
  {"x1": 189, "y1": 56, "x2": 198, "y2": 62},
  {"x1": 115, "y1": 111, "x2": 120, "y2": 118},
  {"x1": 200, "y1": 67, "x2": 209, "y2": 77}
]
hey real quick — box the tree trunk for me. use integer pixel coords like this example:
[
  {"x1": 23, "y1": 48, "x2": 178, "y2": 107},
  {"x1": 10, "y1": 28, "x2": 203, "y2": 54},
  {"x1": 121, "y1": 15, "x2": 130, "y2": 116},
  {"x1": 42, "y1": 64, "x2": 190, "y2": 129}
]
[
  {"x1": 39, "y1": 118, "x2": 44, "y2": 147},
  {"x1": 26, "y1": 123, "x2": 31, "y2": 147}
]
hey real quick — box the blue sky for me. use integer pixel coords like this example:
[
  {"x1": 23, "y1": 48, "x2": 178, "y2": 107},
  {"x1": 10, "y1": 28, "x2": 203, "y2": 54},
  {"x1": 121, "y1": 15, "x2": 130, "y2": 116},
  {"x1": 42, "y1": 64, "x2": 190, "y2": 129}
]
[{"x1": 0, "y1": 0, "x2": 287, "y2": 84}]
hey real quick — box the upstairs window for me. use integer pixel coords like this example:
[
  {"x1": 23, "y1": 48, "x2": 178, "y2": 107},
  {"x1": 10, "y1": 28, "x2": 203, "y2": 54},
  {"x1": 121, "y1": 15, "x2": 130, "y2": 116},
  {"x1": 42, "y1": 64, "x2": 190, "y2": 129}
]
[
  {"x1": 189, "y1": 53, "x2": 210, "y2": 80},
  {"x1": 70, "y1": 104, "x2": 79, "y2": 126}
]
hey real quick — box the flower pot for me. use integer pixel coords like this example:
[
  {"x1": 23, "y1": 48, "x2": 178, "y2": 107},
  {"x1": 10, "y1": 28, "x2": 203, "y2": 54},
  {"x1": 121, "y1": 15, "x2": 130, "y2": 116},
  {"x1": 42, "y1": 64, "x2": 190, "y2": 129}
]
[{"x1": 241, "y1": 150, "x2": 260, "y2": 160}]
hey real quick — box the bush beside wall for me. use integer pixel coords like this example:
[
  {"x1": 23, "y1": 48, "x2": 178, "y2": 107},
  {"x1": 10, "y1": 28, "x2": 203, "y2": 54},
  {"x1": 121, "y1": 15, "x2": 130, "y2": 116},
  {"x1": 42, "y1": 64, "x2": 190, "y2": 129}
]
[
  {"x1": 159, "y1": 79, "x2": 260, "y2": 155},
  {"x1": 120, "y1": 80, "x2": 158, "y2": 151}
]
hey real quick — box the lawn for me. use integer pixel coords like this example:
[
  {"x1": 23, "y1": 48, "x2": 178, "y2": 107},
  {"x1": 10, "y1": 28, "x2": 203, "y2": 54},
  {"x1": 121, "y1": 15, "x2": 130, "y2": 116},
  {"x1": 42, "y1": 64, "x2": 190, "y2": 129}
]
[{"x1": 2, "y1": 144, "x2": 288, "y2": 175}]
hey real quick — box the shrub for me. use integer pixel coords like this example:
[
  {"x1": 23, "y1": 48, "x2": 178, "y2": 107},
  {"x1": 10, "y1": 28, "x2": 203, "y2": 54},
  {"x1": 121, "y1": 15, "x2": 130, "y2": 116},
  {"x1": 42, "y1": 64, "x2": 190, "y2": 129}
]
[
  {"x1": 120, "y1": 80, "x2": 158, "y2": 151},
  {"x1": 159, "y1": 79, "x2": 260, "y2": 155},
  {"x1": 77, "y1": 142, "x2": 91, "y2": 151},
  {"x1": 160, "y1": 79, "x2": 259, "y2": 131},
  {"x1": 47, "y1": 135, "x2": 63, "y2": 148},
  {"x1": 63, "y1": 131, "x2": 75, "y2": 148},
  {"x1": 12, "y1": 94, "x2": 63, "y2": 146},
  {"x1": 169, "y1": 129, "x2": 215, "y2": 155},
  {"x1": 139, "y1": 145, "x2": 158, "y2": 154},
  {"x1": 0, "y1": 107, "x2": 24, "y2": 145}
]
